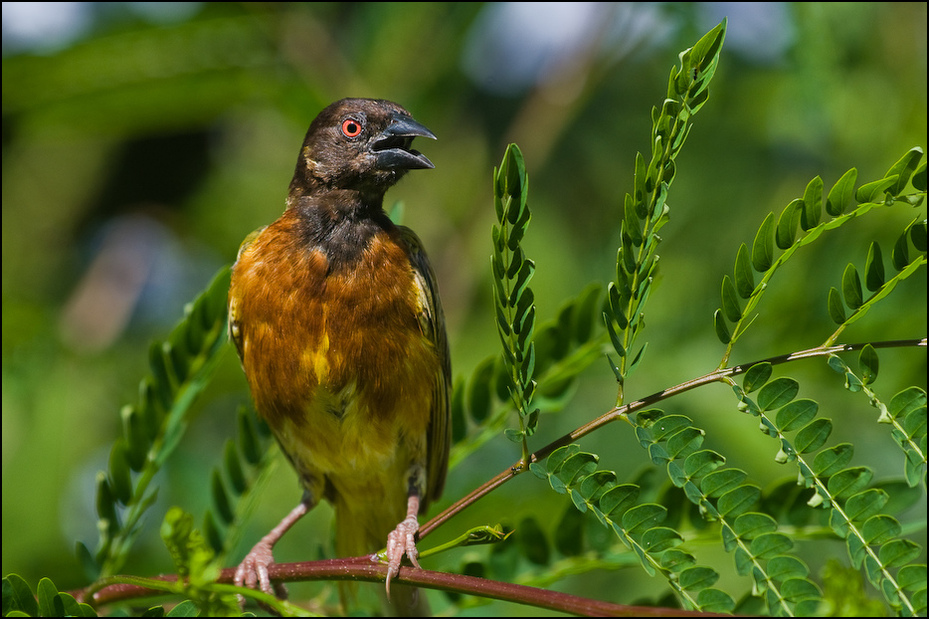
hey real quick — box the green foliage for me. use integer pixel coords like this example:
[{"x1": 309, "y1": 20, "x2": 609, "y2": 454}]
[
  {"x1": 200, "y1": 405, "x2": 275, "y2": 558},
  {"x1": 605, "y1": 19, "x2": 727, "y2": 403},
  {"x1": 449, "y1": 281, "x2": 606, "y2": 468},
  {"x1": 66, "y1": 266, "x2": 279, "y2": 611},
  {"x1": 529, "y1": 441, "x2": 736, "y2": 614},
  {"x1": 158, "y1": 508, "x2": 242, "y2": 616},
  {"x1": 2, "y1": 574, "x2": 97, "y2": 618},
  {"x1": 2, "y1": 508, "x2": 272, "y2": 617},
  {"x1": 824, "y1": 352, "x2": 927, "y2": 489},
  {"x1": 715, "y1": 148, "x2": 928, "y2": 360},
  {"x1": 486, "y1": 15, "x2": 926, "y2": 618},
  {"x1": 731, "y1": 367, "x2": 926, "y2": 615},
  {"x1": 825, "y1": 216, "x2": 927, "y2": 345},
  {"x1": 81, "y1": 267, "x2": 231, "y2": 580},
  {"x1": 491, "y1": 144, "x2": 540, "y2": 448},
  {"x1": 4, "y1": 14, "x2": 925, "y2": 619}
]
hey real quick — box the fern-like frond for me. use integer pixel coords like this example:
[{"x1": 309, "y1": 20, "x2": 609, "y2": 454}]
[
  {"x1": 730, "y1": 367, "x2": 926, "y2": 616},
  {"x1": 82, "y1": 266, "x2": 231, "y2": 580},
  {"x1": 606, "y1": 20, "x2": 727, "y2": 404},
  {"x1": 492, "y1": 143, "x2": 539, "y2": 452},
  {"x1": 715, "y1": 147, "x2": 927, "y2": 365},
  {"x1": 531, "y1": 443, "x2": 737, "y2": 614}
]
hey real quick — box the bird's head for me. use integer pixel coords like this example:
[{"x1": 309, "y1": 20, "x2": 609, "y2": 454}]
[{"x1": 291, "y1": 98, "x2": 436, "y2": 197}]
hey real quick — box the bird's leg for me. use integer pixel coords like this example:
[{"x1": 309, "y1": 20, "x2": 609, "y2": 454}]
[
  {"x1": 384, "y1": 492, "x2": 422, "y2": 598},
  {"x1": 235, "y1": 491, "x2": 314, "y2": 599}
]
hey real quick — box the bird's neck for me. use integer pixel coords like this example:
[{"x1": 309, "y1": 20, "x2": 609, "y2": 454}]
[{"x1": 287, "y1": 188, "x2": 395, "y2": 269}]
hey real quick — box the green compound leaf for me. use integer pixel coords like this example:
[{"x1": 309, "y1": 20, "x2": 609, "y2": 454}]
[
  {"x1": 743, "y1": 362, "x2": 772, "y2": 393},
  {"x1": 757, "y1": 377, "x2": 800, "y2": 411},
  {"x1": 825, "y1": 168, "x2": 858, "y2": 216},
  {"x1": 864, "y1": 242, "x2": 885, "y2": 292},
  {"x1": 844, "y1": 488, "x2": 889, "y2": 522},
  {"x1": 800, "y1": 175, "x2": 823, "y2": 230},
  {"x1": 776, "y1": 199, "x2": 803, "y2": 249},
  {"x1": 812, "y1": 443, "x2": 854, "y2": 477},
  {"x1": 713, "y1": 308, "x2": 732, "y2": 344},
  {"x1": 767, "y1": 555, "x2": 810, "y2": 582},
  {"x1": 608, "y1": 33, "x2": 726, "y2": 389},
  {"x1": 827, "y1": 466, "x2": 873, "y2": 500},
  {"x1": 879, "y1": 538, "x2": 923, "y2": 568},
  {"x1": 776, "y1": 399, "x2": 819, "y2": 433},
  {"x1": 884, "y1": 146, "x2": 924, "y2": 194},
  {"x1": 858, "y1": 344, "x2": 880, "y2": 385},
  {"x1": 734, "y1": 243, "x2": 755, "y2": 298},
  {"x1": 621, "y1": 503, "x2": 668, "y2": 535},
  {"x1": 752, "y1": 212, "x2": 776, "y2": 272},
  {"x1": 717, "y1": 484, "x2": 761, "y2": 518},
  {"x1": 861, "y1": 514, "x2": 902, "y2": 545},
  {"x1": 492, "y1": 143, "x2": 539, "y2": 439},
  {"x1": 721, "y1": 275, "x2": 742, "y2": 322},
  {"x1": 700, "y1": 468, "x2": 748, "y2": 498},
  {"x1": 733, "y1": 512, "x2": 778, "y2": 539},
  {"x1": 683, "y1": 449, "x2": 726, "y2": 479},
  {"x1": 827, "y1": 287, "x2": 846, "y2": 324},
  {"x1": 842, "y1": 264, "x2": 863, "y2": 309},
  {"x1": 794, "y1": 418, "x2": 833, "y2": 453},
  {"x1": 679, "y1": 566, "x2": 720, "y2": 591}
]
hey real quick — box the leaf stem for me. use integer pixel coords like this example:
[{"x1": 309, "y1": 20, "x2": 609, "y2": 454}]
[{"x1": 422, "y1": 338, "x2": 926, "y2": 537}]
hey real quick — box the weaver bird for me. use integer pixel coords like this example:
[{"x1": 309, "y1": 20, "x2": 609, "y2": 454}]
[{"x1": 229, "y1": 98, "x2": 449, "y2": 615}]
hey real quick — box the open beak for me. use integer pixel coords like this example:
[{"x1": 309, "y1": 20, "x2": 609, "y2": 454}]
[{"x1": 372, "y1": 113, "x2": 436, "y2": 170}]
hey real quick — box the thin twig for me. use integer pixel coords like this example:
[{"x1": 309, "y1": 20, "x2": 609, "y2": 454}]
[{"x1": 421, "y1": 338, "x2": 926, "y2": 537}]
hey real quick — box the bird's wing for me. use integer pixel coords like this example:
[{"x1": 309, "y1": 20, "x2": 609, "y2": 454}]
[
  {"x1": 398, "y1": 225, "x2": 451, "y2": 506},
  {"x1": 228, "y1": 225, "x2": 267, "y2": 363}
]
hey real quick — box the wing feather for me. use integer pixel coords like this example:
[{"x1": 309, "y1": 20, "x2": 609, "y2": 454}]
[
  {"x1": 398, "y1": 225, "x2": 451, "y2": 505},
  {"x1": 228, "y1": 225, "x2": 267, "y2": 363}
]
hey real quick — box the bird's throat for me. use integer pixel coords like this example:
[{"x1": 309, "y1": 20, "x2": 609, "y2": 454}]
[{"x1": 291, "y1": 191, "x2": 395, "y2": 271}]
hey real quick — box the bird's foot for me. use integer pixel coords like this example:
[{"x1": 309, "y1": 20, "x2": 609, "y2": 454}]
[
  {"x1": 234, "y1": 539, "x2": 288, "y2": 604},
  {"x1": 384, "y1": 514, "x2": 421, "y2": 597},
  {"x1": 233, "y1": 499, "x2": 310, "y2": 606}
]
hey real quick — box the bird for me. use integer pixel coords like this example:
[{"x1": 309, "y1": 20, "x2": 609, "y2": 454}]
[{"x1": 228, "y1": 98, "x2": 450, "y2": 615}]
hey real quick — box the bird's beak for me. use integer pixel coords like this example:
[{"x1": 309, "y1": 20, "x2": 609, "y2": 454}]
[{"x1": 372, "y1": 113, "x2": 436, "y2": 170}]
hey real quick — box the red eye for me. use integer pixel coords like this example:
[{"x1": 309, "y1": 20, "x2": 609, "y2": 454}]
[{"x1": 341, "y1": 118, "x2": 362, "y2": 137}]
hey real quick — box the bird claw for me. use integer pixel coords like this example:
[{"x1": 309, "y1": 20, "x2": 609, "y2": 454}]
[
  {"x1": 234, "y1": 539, "x2": 287, "y2": 605},
  {"x1": 384, "y1": 515, "x2": 421, "y2": 597}
]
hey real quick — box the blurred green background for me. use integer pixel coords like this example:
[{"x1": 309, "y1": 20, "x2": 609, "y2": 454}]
[{"x1": 3, "y1": 2, "x2": 926, "y2": 613}]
